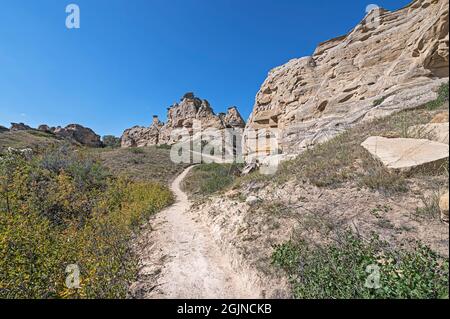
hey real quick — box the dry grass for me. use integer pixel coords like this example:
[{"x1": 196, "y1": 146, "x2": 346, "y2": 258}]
[
  {"x1": 181, "y1": 163, "x2": 243, "y2": 199},
  {"x1": 92, "y1": 146, "x2": 189, "y2": 185}
]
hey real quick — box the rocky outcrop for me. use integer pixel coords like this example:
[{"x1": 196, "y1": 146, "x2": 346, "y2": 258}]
[
  {"x1": 121, "y1": 93, "x2": 246, "y2": 148},
  {"x1": 52, "y1": 124, "x2": 102, "y2": 147},
  {"x1": 10, "y1": 123, "x2": 32, "y2": 131},
  {"x1": 37, "y1": 124, "x2": 52, "y2": 133},
  {"x1": 222, "y1": 107, "x2": 246, "y2": 128},
  {"x1": 121, "y1": 116, "x2": 164, "y2": 148},
  {"x1": 0, "y1": 125, "x2": 8, "y2": 133},
  {"x1": 244, "y1": 0, "x2": 449, "y2": 159},
  {"x1": 361, "y1": 136, "x2": 449, "y2": 171}
]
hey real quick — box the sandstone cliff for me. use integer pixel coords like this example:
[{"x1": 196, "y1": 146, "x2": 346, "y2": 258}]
[
  {"x1": 121, "y1": 93, "x2": 245, "y2": 148},
  {"x1": 244, "y1": 0, "x2": 449, "y2": 159}
]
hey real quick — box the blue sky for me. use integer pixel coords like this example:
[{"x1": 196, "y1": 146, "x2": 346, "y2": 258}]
[{"x1": 0, "y1": 0, "x2": 411, "y2": 137}]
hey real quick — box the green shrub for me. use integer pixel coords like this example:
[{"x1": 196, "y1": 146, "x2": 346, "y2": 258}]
[
  {"x1": 129, "y1": 148, "x2": 145, "y2": 154},
  {"x1": 181, "y1": 163, "x2": 242, "y2": 197},
  {"x1": 272, "y1": 232, "x2": 449, "y2": 299},
  {"x1": 0, "y1": 147, "x2": 173, "y2": 299},
  {"x1": 102, "y1": 135, "x2": 121, "y2": 148}
]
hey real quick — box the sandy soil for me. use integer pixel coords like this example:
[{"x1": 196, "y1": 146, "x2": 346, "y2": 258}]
[{"x1": 129, "y1": 166, "x2": 262, "y2": 299}]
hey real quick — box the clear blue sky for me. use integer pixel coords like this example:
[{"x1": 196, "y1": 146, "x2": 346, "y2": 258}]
[{"x1": 0, "y1": 0, "x2": 411, "y2": 137}]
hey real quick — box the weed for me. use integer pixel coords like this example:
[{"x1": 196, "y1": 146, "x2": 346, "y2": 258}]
[{"x1": 272, "y1": 231, "x2": 449, "y2": 299}]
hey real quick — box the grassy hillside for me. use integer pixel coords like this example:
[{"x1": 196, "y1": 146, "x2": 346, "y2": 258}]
[
  {"x1": 0, "y1": 130, "x2": 64, "y2": 152},
  {"x1": 93, "y1": 146, "x2": 189, "y2": 185}
]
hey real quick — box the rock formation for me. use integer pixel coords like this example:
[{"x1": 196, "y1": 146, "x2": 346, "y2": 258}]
[
  {"x1": 52, "y1": 124, "x2": 102, "y2": 147},
  {"x1": 121, "y1": 93, "x2": 246, "y2": 148},
  {"x1": 0, "y1": 125, "x2": 8, "y2": 133},
  {"x1": 121, "y1": 116, "x2": 164, "y2": 148},
  {"x1": 10, "y1": 123, "x2": 32, "y2": 131},
  {"x1": 5, "y1": 121, "x2": 102, "y2": 147},
  {"x1": 244, "y1": 0, "x2": 449, "y2": 159}
]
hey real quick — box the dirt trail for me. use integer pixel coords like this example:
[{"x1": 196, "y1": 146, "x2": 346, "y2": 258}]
[{"x1": 129, "y1": 166, "x2": 261, "y2": 299}]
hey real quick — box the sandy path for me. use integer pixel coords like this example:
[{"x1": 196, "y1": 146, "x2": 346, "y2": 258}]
[{"x1": 129, "y1": 166, "x2": 260, "y2": 299}]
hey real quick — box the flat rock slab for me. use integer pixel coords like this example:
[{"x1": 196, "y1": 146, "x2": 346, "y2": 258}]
[
  {"x1": 408, "y1": 122, "x2": 449, "y2": 144},
  {"x1": 361, "y1": 136, "x2": 449, "y2": 170}
]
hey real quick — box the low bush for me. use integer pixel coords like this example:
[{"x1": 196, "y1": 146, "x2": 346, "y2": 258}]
[
  {"x1": 427, "y1": 82, "x2": 449, "y2": 110},
  {"x1": 272, "y1": 232, "x2": 449, "y2": 299},
  {"x1": 0, "y1": 146, "x2": 173, "y2": 298},
  {"x1": 181, "y1": 163, "x2": 242, "y2": 197}
]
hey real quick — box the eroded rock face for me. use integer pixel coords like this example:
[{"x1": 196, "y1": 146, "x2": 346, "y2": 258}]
[
  {"x1": 245, "y1": 0, "x2": 449, "y2": 158},
  {"x1": 53, "y1": 124, "x2": 102, "y2": 147},
  {"x1": 121, "y1": 93, "x2": 246, "y2": 147},
  {"x1": 121, "y1": 118, "x2": 163, "y2": 148}
]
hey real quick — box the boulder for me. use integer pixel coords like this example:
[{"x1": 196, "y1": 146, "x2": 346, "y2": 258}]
[
  {"x1": 440, "y1": 191, "x2": 449, "y2": 223},
  {"x1": 408, "y1": 123, "x2": 449, "y2": 144},
  {"x1": 10, "y1": 123, "x2": 32, "y2": 131},
  {"x1": 54, "y1": 124, "x2": 102, "y2": 147},
  {"x1": 244, "y1": 0, "x2": 449, "y2": 159},
  {"x1": 361, "y1": 136, "x2": 449, "y2": 170},
  {"x1": 0, "y1": 125, "x2": 8, "y2": 133}
]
